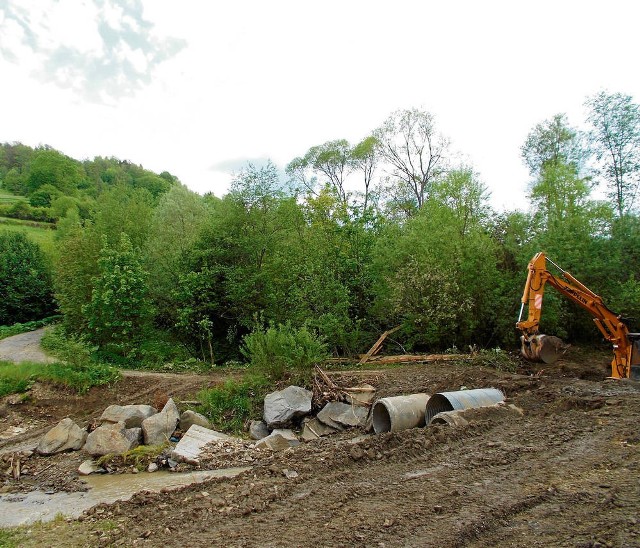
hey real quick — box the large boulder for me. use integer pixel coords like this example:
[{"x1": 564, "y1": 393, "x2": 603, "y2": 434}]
[
  {"x1": 179, "y1": 410, "x2": 211, "y2": 432},
  {"x1": 100, "y1": 404, "x2": 157, "y2": 428},
  {"x1": 83, "y1": 421, "x2": 140, "y2": 456},
  {"x1": 142, "y1": 398, "x2": 180, "y2": 446},
  {"x1": 263, "y1": 386, "x2": 312, "y2": 429},
  {"x1": 317, "y1": 401, "x2": 368, "y2": 429},
  {"x1": 171, "y1": 425, "x2": 230, "y2": 465},
  {"x1": 36, "y1": 418, "x2": 87, "y2": 455}
]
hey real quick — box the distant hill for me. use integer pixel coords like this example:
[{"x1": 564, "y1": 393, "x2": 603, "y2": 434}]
[{"x1": 0, "y1": 142, "x2": 179, "y2": 224}]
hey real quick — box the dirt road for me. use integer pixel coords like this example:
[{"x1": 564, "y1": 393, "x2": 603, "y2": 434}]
[
  {"x1": 0, "y1": 328, "x2": 56, "y2": 364},
  {"x1": 1, "y1": 346, "x2": 639, "y2": 547}
]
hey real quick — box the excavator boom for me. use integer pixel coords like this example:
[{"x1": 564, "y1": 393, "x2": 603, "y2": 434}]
[{"x1": 516, "y1": 252, "x2": 639, "y2": 379}]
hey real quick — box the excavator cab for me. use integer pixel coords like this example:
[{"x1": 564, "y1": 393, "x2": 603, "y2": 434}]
[{"x1": 628, "y1": 333, "x2": 640, "y2": 380}]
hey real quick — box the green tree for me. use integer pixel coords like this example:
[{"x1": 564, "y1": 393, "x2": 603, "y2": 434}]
[
  {"x1": 430, "y1": 167, "x2": 490, "y2": 236},
  {"x1": 145, "y1": 184, "x2": 209, "y2": 326},
  {"x1": 29, "y1": 183, "x2": 61, "y2": 207},
  {"x1": 27, "y1": 148, "x2": 85, "y2": 195},
  {"x1": 174, "y1": 165, "x2": 297, "y2": 359},
  {"x1": 374, "y1": 108, "x2": 450, "y2": 211},
  {"x1": 93, "y1": 186, "x2": 154, "y2": 249},
  {"x1": 84, "y1": 233, "x2": 151, "y2": 355},
  {"x1": 521, "y1": 114, "x2": 584, "y2": 177},
  {"x1": 0, "y1": 232, "x2": 56, "y2": 324},
  {"x1": 287, "y1": 140, "x2": 353, "y2": 204},
  {"x1": 586, "y1": 91, "x2": 640, "y2": 216},
  {"x1": 350, "y1": 135, "x2": 379, "y2": 211},
  {"x1": 53, "y1": 214, "x2": 102, "y2": 334},
  {"x1": 3, "y1": 167, "x2": 27, "y2": 194}
]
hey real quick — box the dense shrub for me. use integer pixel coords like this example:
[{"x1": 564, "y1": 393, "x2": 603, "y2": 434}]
[
  {"x1": 0, "y1": 232, "x2": 56, "y2": 324},
  {"x1": 241, "y1": 322, "x2": 329, "y2": 381},
  {"x1": 197, "y1": 374, "x2": 270, "y2": 433}
]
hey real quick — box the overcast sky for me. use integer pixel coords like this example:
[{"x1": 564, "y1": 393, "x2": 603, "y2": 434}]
[{"x1": 1, "y1": 0, "x2": 639, "y2": 211}]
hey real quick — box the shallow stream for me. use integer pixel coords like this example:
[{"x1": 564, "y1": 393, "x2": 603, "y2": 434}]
[{"x1": 0, "y1": 467, "x2": 248, "y2": 527}]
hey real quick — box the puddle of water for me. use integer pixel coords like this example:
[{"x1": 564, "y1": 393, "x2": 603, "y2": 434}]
[{"x1": 0, "y1": 467, "x2": 249, "y2": 527}]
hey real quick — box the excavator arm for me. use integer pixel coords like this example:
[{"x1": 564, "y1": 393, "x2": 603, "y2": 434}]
[{"x1": 516, "y1": 252, "x2": 638, "y2": 379}]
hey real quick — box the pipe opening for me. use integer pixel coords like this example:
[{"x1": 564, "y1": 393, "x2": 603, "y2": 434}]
[
  {"x1": 424, "y1": 394, "x2": 454, "y2": 424},
  {"x1": 372, "y1": 401, "x2": 391, "y2": 434}
]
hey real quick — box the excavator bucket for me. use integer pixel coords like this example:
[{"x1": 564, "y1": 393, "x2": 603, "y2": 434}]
[{"x1": 520, "y1": 334, "x2": 569, "y2": 364}]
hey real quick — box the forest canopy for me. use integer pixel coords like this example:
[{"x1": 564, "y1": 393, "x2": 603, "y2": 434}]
[{"x1": 1, "y1": 91, "x2": 639, "y2": 366}]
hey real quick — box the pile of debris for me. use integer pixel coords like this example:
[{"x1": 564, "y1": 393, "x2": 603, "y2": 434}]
[
  {"x1": 28, "y1": 373, "x2": 377, "y2": 475},
  {"x1": 172, "y1": 379, "x2": 376, "y2": 466}
]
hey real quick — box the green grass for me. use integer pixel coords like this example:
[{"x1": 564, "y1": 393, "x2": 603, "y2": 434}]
[
  {"x1": 1, "y1": 326, "x2": 122, "y2": 396},
  {"x1": 0, "y1": 189, "x2": 27, "y2": 204},
  {"x1": 0, "y1": 359, "x2": 121, "y2": 396},
  {"x1": 0, "y1": 528, "x2": 27, "y2": 547},
  {"x1": 0, "y1": 317, "x2": 61, "y2": 341},
  {"x1": 0, "y1": 218, "x2": 55, "y2": 255},
  {"x1": 198, "y1": 374, "x2": 271, "y2": 433}
]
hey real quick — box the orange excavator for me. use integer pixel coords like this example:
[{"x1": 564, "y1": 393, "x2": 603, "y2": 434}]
[{"x1": 516, "y1": 252, "x2": 640, "y2": 379}]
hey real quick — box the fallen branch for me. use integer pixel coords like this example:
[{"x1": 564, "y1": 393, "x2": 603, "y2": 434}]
[
  {"x1": 358, "y1": 326, "x2": 401, "y2": 365},
  {"x1": 365, "y1": 354, "x2": 468, "y2": 364}
]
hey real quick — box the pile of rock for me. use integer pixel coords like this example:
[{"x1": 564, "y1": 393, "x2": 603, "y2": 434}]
[
  {"x1": 248, "y1": 383, "x2": 376, "y2": 447},
  {"x1": 34, "y1": 382, "x2": 377, "y2": 473},
  {"x1": 36, "y1": 399, "x2": 212, "y2": 459}
]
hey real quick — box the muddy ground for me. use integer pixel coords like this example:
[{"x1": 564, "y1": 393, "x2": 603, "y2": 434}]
[{"x1": 1, "y1": 345, "x2": 639, "y2": 547}]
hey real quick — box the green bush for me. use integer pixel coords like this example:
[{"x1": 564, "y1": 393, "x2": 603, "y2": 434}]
[
  {"x1": 39, "y1": 326, "x2": 121, "y2": 391},
  {"x1": 0, "y1": 231, "x2": 56, "y2": 324},
  {"x1": 241, "y1": 322, "x2": 329, "y2": 381},
  {"x1": 198, "y1": 374, "x2": 270, "y2": 433},
  {"x1": 0, "y1": 374, "x2": 33, "y2": 397}
]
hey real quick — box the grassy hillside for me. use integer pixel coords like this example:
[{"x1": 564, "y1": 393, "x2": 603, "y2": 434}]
[
  {"x1": 0, "y1": 217, "x2": 55, "y2": 256},
  {"x1": 0, "y1": 189, "x2": 27, "y2": 204}
]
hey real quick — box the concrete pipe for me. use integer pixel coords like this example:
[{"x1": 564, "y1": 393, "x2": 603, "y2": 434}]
[
  {"x1": 424, "y1": 388, "x2": 505, "y2": 425},
  {"x1": 372, "y1": 393, "x2": 430, "y2": 434}
]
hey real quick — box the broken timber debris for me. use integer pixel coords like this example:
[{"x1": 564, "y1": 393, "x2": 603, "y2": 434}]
[{"x1": 358, "y1": 326, "x2": 401, "y2": 365}]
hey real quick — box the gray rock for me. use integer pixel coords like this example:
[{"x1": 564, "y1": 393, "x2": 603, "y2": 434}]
[
  {"x1": 300, "y1": 417, "x2": 339, "y2": 441},
  {"x1": 255, "y1": 430, "x2": 300, "y2": 451},
  {"x1": 100, "y1": 404, "x2": 157, "y2": 428},
  {"x1": 78, "y1": 459, "x2": 102, "y2": 476},
  {"x1": 317, "y1": 401, "x2": 368, "y2": 429},
  {"x1": 263, "y1": 386, "x2": 312, "y2": 428},
  {"x1": 36, "y1": 418, "x2": 87, "y2": 455},
  {"x1": 83, "y1": 421, "x2": 139, "y2": 456},
  {"x1": 249, "y1": 420, "x2": 269, "y2": 440},
  {"x1": 124, "y1": 427, "x2": 142, "y2": 445},
  {"x1": 171, "y1": 425, "x2": 230, "y2": 465},
  {"x1": 270, "y1": 428, "x2": 299, "y2": 442},
  {"x1": 147, "y1": 462, "x2": 159, "y2": 473},
  {"x1": 142, "y1": 398, "x2": 180, "y2": 446},
  {"x1": 179, "y1": 410, "x2": 211, "y2": 431}
]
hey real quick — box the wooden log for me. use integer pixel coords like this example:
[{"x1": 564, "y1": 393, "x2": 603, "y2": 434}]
[
  {"x1": 358, "y1": 326, "x2": 401, "y2": 365},
  {"x1": 365, "y1": 354, "x2": 468, "y2": 364}
]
